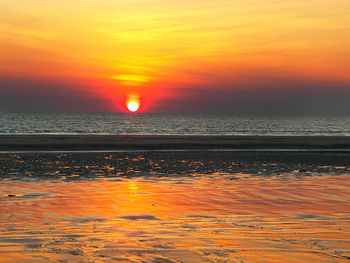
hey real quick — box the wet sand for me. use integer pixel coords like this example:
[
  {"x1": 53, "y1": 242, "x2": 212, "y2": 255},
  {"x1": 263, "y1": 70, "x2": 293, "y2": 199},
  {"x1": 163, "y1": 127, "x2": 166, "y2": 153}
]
[
  {"x1": 0, "y1": 150, "x2": 350, "y2": 262},
  {"x1": 1, "y1": 135, "x2": 350, "y2": 151},
  {"x1": 1, "y1": 151, "x2": 350, "y2": 180},
  {"x1": 1, "y1": 174, "x2": 350, "y2": 262}
]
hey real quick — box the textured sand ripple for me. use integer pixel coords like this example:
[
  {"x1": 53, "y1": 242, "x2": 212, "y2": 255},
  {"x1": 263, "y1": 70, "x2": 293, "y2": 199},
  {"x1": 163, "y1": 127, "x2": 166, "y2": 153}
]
[
  {"x1": 1, "y1": 151, "x2": 350, "y2": 181},
  {"x1": 1, "y1": 174, "x2": 350, "y2": 262}
]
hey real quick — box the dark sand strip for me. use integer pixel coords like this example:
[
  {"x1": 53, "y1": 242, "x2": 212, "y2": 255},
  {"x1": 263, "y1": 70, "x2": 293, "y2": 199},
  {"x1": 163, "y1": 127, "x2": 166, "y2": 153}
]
[
  {"x1": 1, "y1": 135, "x2": 350, "y2": 151},
  {"x1": 1, "y1": 151, "x2": 350, "y2": 180}
]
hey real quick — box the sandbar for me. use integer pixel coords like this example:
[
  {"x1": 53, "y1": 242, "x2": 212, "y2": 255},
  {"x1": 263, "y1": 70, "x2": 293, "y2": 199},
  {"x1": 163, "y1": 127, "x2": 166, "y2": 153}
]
[{"x1": 0, "y1": 135, "x2": 350, "y2": 151}]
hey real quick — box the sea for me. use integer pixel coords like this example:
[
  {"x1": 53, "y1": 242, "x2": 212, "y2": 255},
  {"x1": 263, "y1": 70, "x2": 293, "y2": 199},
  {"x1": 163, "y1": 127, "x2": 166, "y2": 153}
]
[{"x1": 0, "y1": 112, "x2": 350, "y2": 136}]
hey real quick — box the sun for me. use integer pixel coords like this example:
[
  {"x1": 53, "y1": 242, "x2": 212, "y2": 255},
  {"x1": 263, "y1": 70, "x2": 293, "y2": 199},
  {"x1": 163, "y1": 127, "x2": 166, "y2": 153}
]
[{"x1": 127, "y1": 101, "x2": 140, "y2": 112}]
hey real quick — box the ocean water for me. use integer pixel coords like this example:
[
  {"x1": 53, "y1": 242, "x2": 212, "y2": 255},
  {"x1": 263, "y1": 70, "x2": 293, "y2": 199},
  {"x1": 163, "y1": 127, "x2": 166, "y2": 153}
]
[{"x1": 0, "y1": 113, "x2": 350, "y2": 136}]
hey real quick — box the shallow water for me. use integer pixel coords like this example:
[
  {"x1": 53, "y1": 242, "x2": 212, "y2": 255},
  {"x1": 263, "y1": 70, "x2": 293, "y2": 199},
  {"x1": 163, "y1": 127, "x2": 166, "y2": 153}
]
[
  {"x1": 1, "y1": 113, "x2": 350, "y2": 136},
  {"x1": 1, "y1": 152, "x2": 350, "y2": 262},
  {"x1": 1, "y1": 175, "x2": 350, "y2": 262}
]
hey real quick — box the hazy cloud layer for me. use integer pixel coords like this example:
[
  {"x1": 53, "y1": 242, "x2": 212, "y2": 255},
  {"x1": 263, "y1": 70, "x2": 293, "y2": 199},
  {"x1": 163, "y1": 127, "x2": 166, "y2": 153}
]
[
  {"x1": 1, "y1": 77, "x2": 349, "y2": 116},
  {"x1": 0, "y1": 79, "x2": 110, "y2": 112}
]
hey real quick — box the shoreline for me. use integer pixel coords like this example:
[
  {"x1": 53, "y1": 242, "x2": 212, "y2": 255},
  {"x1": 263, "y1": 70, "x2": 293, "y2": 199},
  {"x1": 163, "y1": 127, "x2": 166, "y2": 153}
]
[
  {"x1": 1, "y1": 135, "x2": 350, "y2": 151},
  {"x1": 1, "y1": 151, "x2": 350, "y2": 181}
]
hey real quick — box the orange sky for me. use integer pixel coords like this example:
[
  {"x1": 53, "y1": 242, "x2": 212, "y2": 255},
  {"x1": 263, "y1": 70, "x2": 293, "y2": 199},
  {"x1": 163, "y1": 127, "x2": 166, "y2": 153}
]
[{"x1": 0, "y1": 0, "x2": 349, "y2": 113}]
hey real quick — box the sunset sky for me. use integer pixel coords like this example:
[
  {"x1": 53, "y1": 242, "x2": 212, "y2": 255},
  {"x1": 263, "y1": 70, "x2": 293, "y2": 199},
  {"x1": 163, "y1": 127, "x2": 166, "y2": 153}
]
[{"x1": 0, "y1": 0, "x2": 349, "y2": 114}]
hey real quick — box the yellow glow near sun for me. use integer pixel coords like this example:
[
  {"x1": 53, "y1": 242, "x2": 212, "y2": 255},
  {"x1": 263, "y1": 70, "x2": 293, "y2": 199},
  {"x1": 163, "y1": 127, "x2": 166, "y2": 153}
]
[
  {"x1": 127, "y1": 101, "x2": 140, "y2": 112},
  {"x1": 110, "y1": 74, "x2": 153, "y2": 86}
]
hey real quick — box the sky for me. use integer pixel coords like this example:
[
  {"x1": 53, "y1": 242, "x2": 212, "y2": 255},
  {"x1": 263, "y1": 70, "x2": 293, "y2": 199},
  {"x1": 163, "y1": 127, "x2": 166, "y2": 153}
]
[{"x1": 0, "y1": 0, "x2": 349, "y2": 114}]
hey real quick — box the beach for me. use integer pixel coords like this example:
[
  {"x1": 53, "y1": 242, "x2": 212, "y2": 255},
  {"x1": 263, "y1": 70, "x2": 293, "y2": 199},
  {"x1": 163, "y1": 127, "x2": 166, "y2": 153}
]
[
  {"x1": 1, "y1": 151, "x2": 350, "y2": 181},
  {"x1": 0, "y1": 136, "x2": 350, "y2": 262}
]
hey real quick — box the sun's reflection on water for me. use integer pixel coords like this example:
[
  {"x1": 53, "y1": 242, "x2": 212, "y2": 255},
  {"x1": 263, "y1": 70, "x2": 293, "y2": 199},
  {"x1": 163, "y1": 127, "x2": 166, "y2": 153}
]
[{"x1": 1, "y1": 175, "x2": 350, "y2": 262}]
